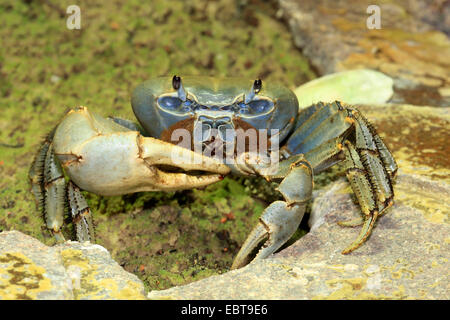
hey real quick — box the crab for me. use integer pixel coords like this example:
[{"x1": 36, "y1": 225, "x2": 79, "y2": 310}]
[{"x1": 29, "y1": 76, "x2": 397, "y2": 269}]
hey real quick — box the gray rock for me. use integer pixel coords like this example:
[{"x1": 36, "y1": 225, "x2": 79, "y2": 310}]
[
  {"x1": 0, "y1": 231, "x2": 73, "y2": 299},
  {"x1": 0, "y1": 231, "x2": 146, "y2": 300}
]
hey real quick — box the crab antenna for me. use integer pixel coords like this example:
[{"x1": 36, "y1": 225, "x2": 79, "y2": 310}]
[
  {"x1": 244, "y1": 79, "x2": 262, "y2": 104},
  {"x1": 172, "y1": 75, "x2": 187, "y2": 102}
]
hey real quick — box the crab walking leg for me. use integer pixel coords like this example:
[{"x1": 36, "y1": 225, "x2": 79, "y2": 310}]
[
  {"x1": 108, "y1": 116, "x2": 147, "y2": 135},
  {"x1": 340, "y1": 141, "x2": 380, "y2": 253},
  {"x1": 337, "y1": 108, "x2": 395, "y2": 253},
  {"x1": 340, "y1": 136, "x2": 394, "y2": 255},
  {"x1": 68, "y1": 181, "x2": 95, "y2": 242},
  {"x1": 303, "y1": 134, "x2": 394, "y2": 251},
  {"x1": 43, "y1": 143, "x2": 66, "y2": 242},
  {"x1": 231, "y1": 156, "x2": 313, "y2": 269},
  {"x1": 29, "y1": 128, "x2": 56, "y2": 211},
  {"x1": 284, "y1": 102, "x2": 396, "y2": 254}
]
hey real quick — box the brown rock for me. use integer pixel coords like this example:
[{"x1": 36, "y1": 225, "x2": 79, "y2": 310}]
[{"x1": 279, "y1": 0, "x2": 450, "y2": 106}]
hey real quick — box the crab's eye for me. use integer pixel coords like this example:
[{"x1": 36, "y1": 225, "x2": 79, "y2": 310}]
[
  {"x1": 158, "y1": 96, "x2": 182, "y2": 110},
  {"x1": 158, "y1": 95, "x2": 195, "y2": 114},
  {"x1": 247, "y1": 99, "x2": 273, "y2": 114}
]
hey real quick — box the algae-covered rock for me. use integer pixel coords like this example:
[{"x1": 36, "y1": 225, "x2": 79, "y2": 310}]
[
  {"x1": 294, "y1": 69, "x2": 394, "y2": 108},
  {"x1": 0, "y1": 231, "x2": 72, "y2": 300},
  {"x1": 147, "y1": 103, "x2": 450, "y2": 299},
  {"x1": 0, "y1": 231, "x2": 146, "y2": 300}
]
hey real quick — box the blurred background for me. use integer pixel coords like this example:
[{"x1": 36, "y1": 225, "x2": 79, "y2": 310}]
[{"x1": 0, "y1": 0, "x2": 448, "y2": 293}]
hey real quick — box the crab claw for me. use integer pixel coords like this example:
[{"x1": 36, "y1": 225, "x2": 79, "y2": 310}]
[
  {"x1": 231, "y1": 156, "x2": 313, "y2": 269},
  {"x1": 231, "y1": 201, "x2": 307, "y2": 269},
  {"x1": 136, "y1": 134, "x2": 230, "y2": 191},
  {"x1": 53, "y1": 107, "x2": 230, "y2": 196}
]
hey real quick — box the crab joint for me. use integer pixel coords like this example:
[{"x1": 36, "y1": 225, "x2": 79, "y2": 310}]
[{"x1": 345, "y1": 116, "x2": 355, "y2": 124}]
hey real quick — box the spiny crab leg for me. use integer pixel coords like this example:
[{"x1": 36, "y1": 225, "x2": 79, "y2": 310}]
[
  {"x1": 339, "y1": 138, "x2": 393, "y2": 254},
  {"x1": 231, "y1": 154, "x2": 313, "y2": 269},
  {"x1": 284, "y1": 102, "x2": 396, "y2": 256},
  {"x1": 68, "y1": 181, "x2": 94, "y2": 242}
]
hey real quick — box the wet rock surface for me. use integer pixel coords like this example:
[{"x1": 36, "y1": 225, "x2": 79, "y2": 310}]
[
  {"x1": 0, "y1": 231, "x2": 146, "y2": 300},
  {"x1": 147, "y1": 103, "x2": 449, "y2": 299},
  {"x1": 279, "y1": 0, "x2": 450, "y2": 106}
]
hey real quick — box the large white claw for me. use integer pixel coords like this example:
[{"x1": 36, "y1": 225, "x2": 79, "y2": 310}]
[{"x1": 53, "y1": 107, "x2": 230, "y2": 196}]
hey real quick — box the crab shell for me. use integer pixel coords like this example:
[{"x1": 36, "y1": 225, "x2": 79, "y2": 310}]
[{"x1": 131, "y1": 76, "x2": 299, "y2": 148}]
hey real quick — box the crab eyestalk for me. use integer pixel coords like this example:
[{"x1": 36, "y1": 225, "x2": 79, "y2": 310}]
[
  {"x1": 172, "y1": 75, "x2": 187, "y2": 102},
  {"x1": 244, "y1": 79, "x2": 262, "y2": 104}
]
